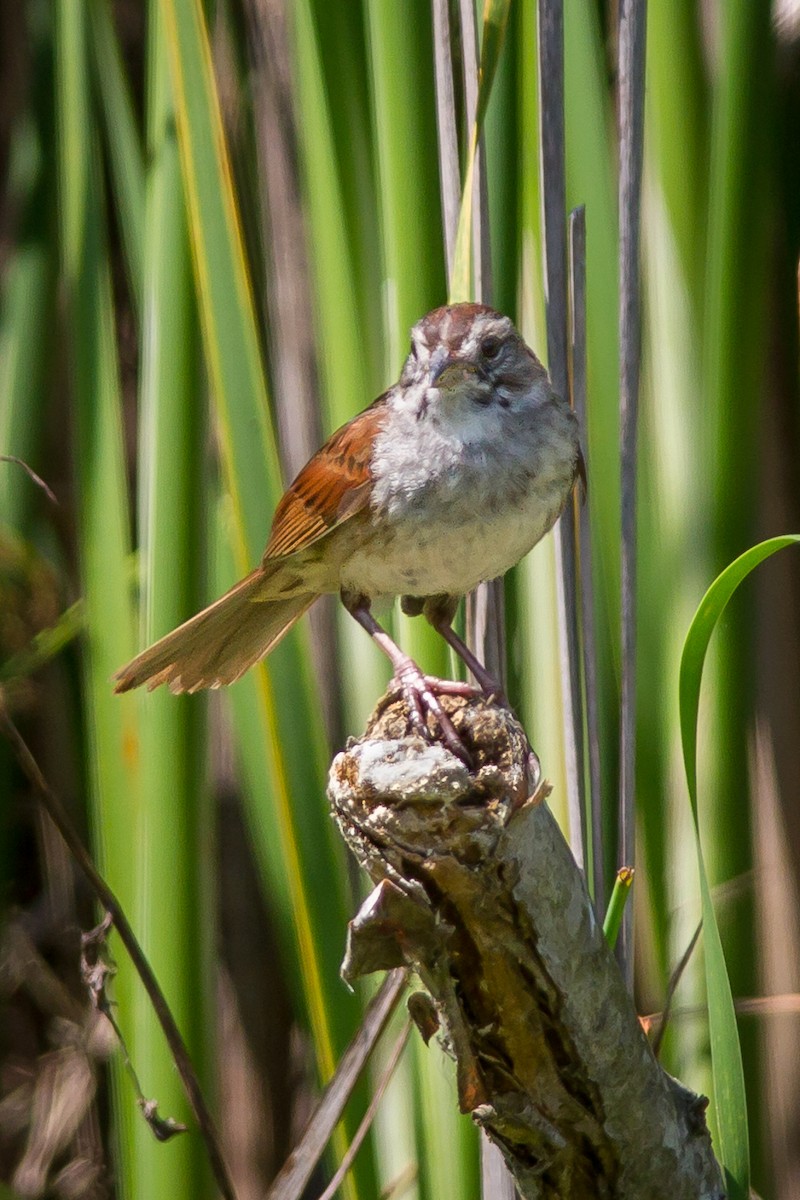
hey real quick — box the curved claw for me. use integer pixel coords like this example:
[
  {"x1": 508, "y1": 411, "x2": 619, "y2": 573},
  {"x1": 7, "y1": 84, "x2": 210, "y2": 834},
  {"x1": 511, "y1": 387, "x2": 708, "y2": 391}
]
[
  {"x1": 342, "y1": 595, "x2": 474, "y2": 767},
  {"x1": 390, "y1": 661, "x2": 473, "y2": 768}
]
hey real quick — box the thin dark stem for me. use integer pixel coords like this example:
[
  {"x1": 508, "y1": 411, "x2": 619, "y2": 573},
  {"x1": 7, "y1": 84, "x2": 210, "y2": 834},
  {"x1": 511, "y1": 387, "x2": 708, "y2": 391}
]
[
  {"x1": 617, "y1": 0, "x2": 647, "y2": 990},
  {"x1": 0, "y1": 700, "x2": 237, "y2": 1200},
  {"x1": 0, "y1": 454, "x2": 59, "y2": 505},
  {"x1": 432, "y1": 0, "x2": 460, "y2": 283},
  {"x1": 315, "y1": 1021, "x2": 411, "y2": 1200},
  {"x1": 459, "y1": 0, "x2": 492, "y2": 304},
  {"x1": 652, "y1": 924, "x2": 701, "y2": 1059},
  {"x1": 267, "y1": 970, "x2": 407, "y2": 1200},
  {"x1": 568, "y1": 207, "x2": 604, "y2": 916},
  {"x1": 536, "y1": 0, "x2": 586, "y2": 872}
]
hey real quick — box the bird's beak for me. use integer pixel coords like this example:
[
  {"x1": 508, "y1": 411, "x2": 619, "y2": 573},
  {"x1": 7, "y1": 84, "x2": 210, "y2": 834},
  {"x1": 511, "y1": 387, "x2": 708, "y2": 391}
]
[{"x1": 429, "y1": 347, "x2": 474, "y2": 389}]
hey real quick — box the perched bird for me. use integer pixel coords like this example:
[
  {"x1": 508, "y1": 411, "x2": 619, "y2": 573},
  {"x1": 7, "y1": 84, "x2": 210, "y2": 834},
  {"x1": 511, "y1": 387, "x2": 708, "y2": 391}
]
[{"x1": 115, "y1": 303, "x2": 583, "y2": 760}]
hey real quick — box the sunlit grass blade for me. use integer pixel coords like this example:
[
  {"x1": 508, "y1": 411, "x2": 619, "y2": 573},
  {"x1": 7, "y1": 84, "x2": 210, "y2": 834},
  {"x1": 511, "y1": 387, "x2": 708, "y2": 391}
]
[
  {"x1": 160, "y1": 0, "x2": 275, "y2": 548},
  {"x1": 364, "y1": 0, "x2": 448, "y2": 680},
  {"x1": 55, "y1": 0, "x2": 139, "y2": 1010},
  {"x1": 364, "y1": 0, "x2": 443, "y2": 354},
  {"x1": 292, "y1": 0, "x2": 382, "y2": 421},
  {"x1": 645, "y1": 0, "x2": 709, "y2": 312},
  {"x1": 483, "y1": 9, "x2": 518, "y2": 319},
  {"x1": 705, "y1": 2, "x2": 771, "y2": 561},
  {"x1": 120, "y1": 6, "x2": 210, "y2": 1195},
  {"x1": 637, "y1": 0, "x2": 713, "y2": 1021},
  {"x1": 700, "y1": 6, "x2": 773, "y2": 1173},
  {"x1": 160, "y1": 3, "x2": 371, "y2": 1193},
  {"x1": 304, "y1": 0, "x2": 382, "y2": 371},
  {"x1": 88, "y1": 0, "x2": 145, "y2": 313},
  {"x1": 563, "y1": 3, "x2": 621, "y2": 857},
  {"x1": 413, "y1": 1037, "x2": 479, "y2": 1200},
  {"x1": 458, "y1": 0, "x2": 491, "y2": 303},
  {"x1": 679, "y1": 537, "x2": 800, "y2": 1195},
  {"x1": 476, "y1": 0, "x2": 514, "y2": 123},
  {"x1": 290, "y1": 0, "x2": 386, "y2": 731},
  {"x1": 55, "y1": 4, "x2": 141, "y2": 1193}
]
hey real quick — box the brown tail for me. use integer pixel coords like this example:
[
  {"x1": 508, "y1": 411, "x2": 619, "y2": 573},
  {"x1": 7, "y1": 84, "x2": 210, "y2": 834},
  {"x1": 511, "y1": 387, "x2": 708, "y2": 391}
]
[{"x1": 113, "y1": 569, "x2": 315, "y2": 694}]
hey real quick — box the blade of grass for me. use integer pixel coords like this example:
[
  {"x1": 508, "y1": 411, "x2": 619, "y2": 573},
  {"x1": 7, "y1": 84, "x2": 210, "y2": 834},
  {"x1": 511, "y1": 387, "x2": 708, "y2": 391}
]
[
  {"x1": 290, "y1": 0, "x2": 386, "y2": 733},
  {"x1": 645, "y1": 0, "x2": 708, "y2": 313},
  {"x1": 0, "y1": 704, "x2": 235, "y2": 1200},
  {"x1": 304, "y1": 0, "x2": 382, "y2": 378},
  {"x1": 364, "y1": 0, "x2": 444, "y2": 358},
  {"x1": 447, "y1": 14, "x2": 516, "y2": 1194},
  {"x1": 563, "y1": 0, "x2": 621, "y2": 857},
  {"x1": 125, "y1": 5, "x2": 210, "y2": 1195},
  {"x1": 0, "y1": 96, "x2": 56, "y2": 533},
  {"x1": 88, "y1": 0, "x2": 145, "y2": 314},
  {"x1": 54, "y1": 5, "x2": 141, "y2": 1193},
  {"x1": 701, "y1": 6, "x2": 772, "y2": 1172},
  {"x1": 243, "y1": 0, "x2": 342, "y2": 748},
  {"x1": 160, "y1": 6, "x2": 370, "y2": 1194},
  {"x1": 364, "y1": 0, "x2": 449, "y2": 682},
  {"x1": 679, "y1": 536, "x2": 800, "y2": 1196},
  {"x1": 0, "y1": 243, "x2": 53, "y2": 531},
  {"x1": 483, "y1": 3, "x2": 518, "y2": 320},
  {"x1": 412, "y1": 1035, "x2": 479, "y2": 1200}
]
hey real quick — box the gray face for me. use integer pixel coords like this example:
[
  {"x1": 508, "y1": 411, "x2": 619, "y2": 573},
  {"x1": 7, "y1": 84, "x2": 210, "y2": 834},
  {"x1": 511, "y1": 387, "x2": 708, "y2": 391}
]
[{"x1": 399, "y1": 303, "x2": 546, "y2": 413}]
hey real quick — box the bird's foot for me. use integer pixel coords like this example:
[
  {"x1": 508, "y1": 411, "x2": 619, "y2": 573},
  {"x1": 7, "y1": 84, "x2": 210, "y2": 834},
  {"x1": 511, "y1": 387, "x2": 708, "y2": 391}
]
[
  {"x1": 457, "y1": 662, "x2": 507, "y2": 707},
  {"x1": 390, "y1": 659, "x2": 474, "y2": 768},
  {"x1": 422, "y1": 676, "x2": 482, "y2": 698}
]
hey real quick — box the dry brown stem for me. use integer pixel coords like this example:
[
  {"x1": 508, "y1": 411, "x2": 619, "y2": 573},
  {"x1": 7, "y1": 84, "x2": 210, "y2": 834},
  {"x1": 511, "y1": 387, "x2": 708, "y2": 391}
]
[{"x1": 328, "y1": 694, "x2": 725, "y2": 1200}]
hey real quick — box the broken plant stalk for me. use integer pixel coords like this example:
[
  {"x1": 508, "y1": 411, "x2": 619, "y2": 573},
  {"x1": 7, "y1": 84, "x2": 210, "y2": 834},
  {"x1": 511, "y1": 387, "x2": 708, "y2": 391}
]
[{"x1": 328, "y1": 691, "x2": 724, "y2": 1200}]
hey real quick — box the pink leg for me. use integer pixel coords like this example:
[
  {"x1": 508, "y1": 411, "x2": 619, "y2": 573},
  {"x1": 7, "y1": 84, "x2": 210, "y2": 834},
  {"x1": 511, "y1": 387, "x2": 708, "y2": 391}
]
[
  {"x1": 427, "y1": 612, "x2": 506, "y2": 702},
  {"x1": 343, "y1": 595, "x2": 472, "y2": 767}
]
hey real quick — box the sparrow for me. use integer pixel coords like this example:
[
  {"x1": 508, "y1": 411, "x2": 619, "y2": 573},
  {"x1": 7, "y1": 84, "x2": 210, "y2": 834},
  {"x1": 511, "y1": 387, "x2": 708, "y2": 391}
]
[{"x1": 115, "y1": 303, "x2": 583, "y2": 762}]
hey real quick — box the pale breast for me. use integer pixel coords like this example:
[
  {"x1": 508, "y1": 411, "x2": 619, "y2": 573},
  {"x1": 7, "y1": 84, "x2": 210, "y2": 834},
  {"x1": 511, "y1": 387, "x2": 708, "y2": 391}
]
[
  {"x1": 339, "y1": 469, "x2": 570, "y2": 602},
  {"x1": 336, "y1": 388, "x2": 579, "y2": 603}
]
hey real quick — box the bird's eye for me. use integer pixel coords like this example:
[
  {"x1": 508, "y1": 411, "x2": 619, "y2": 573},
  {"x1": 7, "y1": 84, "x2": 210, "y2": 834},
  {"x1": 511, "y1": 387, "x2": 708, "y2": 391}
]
[{"x1": 481, "y1": 336, "x2": 501, "y2": 359}]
